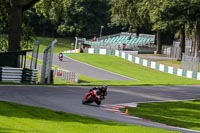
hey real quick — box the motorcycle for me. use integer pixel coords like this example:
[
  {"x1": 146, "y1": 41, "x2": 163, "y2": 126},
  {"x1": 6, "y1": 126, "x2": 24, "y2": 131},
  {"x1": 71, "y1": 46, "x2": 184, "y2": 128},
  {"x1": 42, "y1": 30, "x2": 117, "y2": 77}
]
[
  {"x1": 58, "y1": 53, "x2": 63, "y2": 61},
  {"x1": 58, "y1": 56, "x2": 63, "y2": 61},
  {"x1": 82, "y1": 87, "x2": 107, "y2": 105}
]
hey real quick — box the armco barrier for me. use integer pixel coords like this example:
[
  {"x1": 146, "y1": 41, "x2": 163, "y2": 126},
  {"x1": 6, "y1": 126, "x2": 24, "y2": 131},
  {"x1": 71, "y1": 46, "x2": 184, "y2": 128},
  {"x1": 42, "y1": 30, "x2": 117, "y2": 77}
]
[
  {"x1": 0, "y1": 67, "x2": 23, "y2": 83},
  {"x1": 83, "y1": 48, "x2": 200, "y2": 80},
  {"x1": 22, "y1": 68, "x2": 38, "y2": 83},
  {"x1": 0, "y1": 67, "x2": 38, "y2": 83}
]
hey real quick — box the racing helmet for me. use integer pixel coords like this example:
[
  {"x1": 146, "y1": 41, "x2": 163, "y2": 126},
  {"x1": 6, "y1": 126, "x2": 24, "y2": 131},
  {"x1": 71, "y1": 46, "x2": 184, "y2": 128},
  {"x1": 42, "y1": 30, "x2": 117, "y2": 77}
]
[{"x1": 101, "y1": 85, "x2": 107, "y2": 92}]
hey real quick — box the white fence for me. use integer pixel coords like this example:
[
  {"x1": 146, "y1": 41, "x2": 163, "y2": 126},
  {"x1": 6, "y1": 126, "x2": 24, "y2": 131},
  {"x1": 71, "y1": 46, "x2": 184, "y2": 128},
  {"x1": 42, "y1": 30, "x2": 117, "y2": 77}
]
[
  {"x1": 54, "y1": 69, "x2": 78, "y2": 83},
  {"x1": 37, "y1": 64, "x2": 78, "y2": 83}
]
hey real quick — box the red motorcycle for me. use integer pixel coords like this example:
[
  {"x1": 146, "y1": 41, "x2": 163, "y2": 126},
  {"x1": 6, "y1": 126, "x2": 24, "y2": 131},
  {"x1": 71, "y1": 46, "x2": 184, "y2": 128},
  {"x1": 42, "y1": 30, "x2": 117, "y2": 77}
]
[{"x1": 82, "y1": 86, "x2": 107, "y2": 105}]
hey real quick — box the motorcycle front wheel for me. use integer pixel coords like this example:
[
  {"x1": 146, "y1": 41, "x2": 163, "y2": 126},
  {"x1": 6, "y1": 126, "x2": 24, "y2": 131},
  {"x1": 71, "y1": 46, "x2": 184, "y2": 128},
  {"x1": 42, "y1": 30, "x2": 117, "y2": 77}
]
[
  {"x1": 95, "y1": 100, "x2": 101, "y2": 105},
  {"x1": 82, "y1": 95, "x2": 93, "y2": 104},
  {"x1": 82, "y1": 99, "x2": 86, "y2": 104}
]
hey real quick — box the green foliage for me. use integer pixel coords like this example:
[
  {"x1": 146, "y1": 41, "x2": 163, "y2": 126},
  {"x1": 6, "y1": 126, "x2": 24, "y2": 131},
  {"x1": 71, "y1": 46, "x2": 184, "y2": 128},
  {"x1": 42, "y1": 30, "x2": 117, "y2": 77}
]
[
  {"x1": 21, "y1": 24, "x2": 36, "y2": 50},
  {"x1": 111, "y1": 0, "x2": 142, "y2": 32},
  {"x1": 34, "y1": 0, "x2": 70, "y2": 21},
  {"x1": 0, "y1": 1, "x2": 9, "y2": 31},
  {"x1": 21, "y1": 9, "x2": 37, "y2": 50},
  {"x1": 1, "y1": 0, "x2": 200, "y2": 55},
  {"x1": 64, "y1": 0, "x2": 111, "y2": 36},
  {"x1": 34, "y1": 0, "x2": 111, "y2": 37},
  {"x1": 0, "y1": 35, "x2": 8, "y2": 52}
]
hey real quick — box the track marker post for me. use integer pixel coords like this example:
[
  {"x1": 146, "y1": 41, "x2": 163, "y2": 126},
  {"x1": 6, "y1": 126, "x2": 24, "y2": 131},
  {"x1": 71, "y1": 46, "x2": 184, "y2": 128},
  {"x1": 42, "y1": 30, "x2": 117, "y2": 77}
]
[{"x1": 125, "y1": 106, "x2": 129, "y2": 114}]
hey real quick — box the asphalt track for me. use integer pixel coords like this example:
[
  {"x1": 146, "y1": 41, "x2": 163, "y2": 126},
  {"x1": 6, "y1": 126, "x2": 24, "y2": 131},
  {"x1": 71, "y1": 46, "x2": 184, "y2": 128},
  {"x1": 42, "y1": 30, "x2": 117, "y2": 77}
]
[{"x1": 0, "y1": 85, "x2": 200, "y2": 133}]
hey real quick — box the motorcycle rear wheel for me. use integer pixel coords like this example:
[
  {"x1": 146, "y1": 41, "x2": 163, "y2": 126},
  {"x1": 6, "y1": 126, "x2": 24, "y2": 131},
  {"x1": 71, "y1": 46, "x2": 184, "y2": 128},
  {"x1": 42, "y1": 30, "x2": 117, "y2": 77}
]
[{"x1": 82, "y1": 99, "x2": 86, "y2": 104}]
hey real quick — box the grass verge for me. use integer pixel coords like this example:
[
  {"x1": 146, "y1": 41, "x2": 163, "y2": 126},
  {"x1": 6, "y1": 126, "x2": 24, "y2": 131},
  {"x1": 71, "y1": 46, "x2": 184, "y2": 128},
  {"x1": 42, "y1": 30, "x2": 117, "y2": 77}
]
[
  {"x1": 0, "y1": 101, "x2": 177, "y2": 133},
  {"x1": 126, "y1": 100, "x2": 200, "y2": 131},
  {"x1": 66, "y1": 53, "x2": 200, "y2": 86}
]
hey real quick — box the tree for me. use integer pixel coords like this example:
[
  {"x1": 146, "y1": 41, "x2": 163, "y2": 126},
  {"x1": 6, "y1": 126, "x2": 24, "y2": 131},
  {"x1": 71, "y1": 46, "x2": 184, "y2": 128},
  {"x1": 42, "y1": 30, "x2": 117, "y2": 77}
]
[
  {"x1": 189, "y1": 1, "x2": 200, "y2": 58},
  {"x1": 35, "y1": 0, "x2": 110, "y2": 37},
  {"x1": 111, "y1": 0, "x2": 164, "y2": 53},
  {"x1": 7, "y1": 0, "x2": 40, "y2": 51},
  {"x1": 110, "y1": 0, "x2": 150, "y2": 33},
  {"x1": 0, "y1": 0, "x2": 72, "y2": 51},
  {"x1": 157, "y1": 0, "x2": 188, "y2": 60},
  {"x1": 61, "y1": 0, "x2": 110, "y2": 37},
  {"x1": 137, "y1": 0, "x2": 173, "y2": 54},
  {"x1": 0, "y1": 1, "x2": 9, "y2": 32},
  {"x1": 160, "y1": 0, "x2": 200, "y2": 58},
  {"x1": 1, "y1": 0, "x2": 110, "y2": 53}
]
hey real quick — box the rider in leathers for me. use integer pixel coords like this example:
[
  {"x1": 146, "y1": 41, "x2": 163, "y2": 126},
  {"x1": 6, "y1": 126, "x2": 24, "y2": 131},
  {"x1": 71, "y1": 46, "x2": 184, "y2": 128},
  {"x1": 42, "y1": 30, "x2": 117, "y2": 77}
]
[{"x1": 90, "y1": 86, "x2": 107, "y2": 100}]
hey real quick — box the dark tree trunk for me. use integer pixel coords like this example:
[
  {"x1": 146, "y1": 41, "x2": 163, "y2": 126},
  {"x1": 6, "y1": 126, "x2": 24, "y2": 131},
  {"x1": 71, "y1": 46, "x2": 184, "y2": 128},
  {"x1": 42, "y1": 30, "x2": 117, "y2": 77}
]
[
  {"x1": 194, "y1": 20, "x2": 200, "y2": 58},
  {"x1": 177, "y1": 27, "x2": 185, "y2": 61},
  {"x1": 156, "y1": 31, "x2": 162, "y2": 54},
  {"x1": 8, "y1": 0, "x2": 40, "y2": 52},
  {"x1": 8, "y1": 0, "x2": 22, "y2": 51}
]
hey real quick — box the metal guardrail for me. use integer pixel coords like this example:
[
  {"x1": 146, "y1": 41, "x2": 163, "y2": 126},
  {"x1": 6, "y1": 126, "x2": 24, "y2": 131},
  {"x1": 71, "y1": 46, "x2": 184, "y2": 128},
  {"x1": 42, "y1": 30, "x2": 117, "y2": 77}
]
[
  {"x1": 22, "y1": 68, "x2": 38, "y2": 83},
  {"x1": 0, "y1": 67, "x2": 38, "y2": 83},
  {"x1": 0, "y1": 67, "x2": 23, "y2": 83}
]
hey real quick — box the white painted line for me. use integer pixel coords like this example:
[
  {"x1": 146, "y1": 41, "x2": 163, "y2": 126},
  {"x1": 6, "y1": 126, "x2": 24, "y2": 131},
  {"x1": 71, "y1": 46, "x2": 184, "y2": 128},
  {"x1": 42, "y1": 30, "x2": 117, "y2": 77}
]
[{"x1": 104, "y1": 109, "x2": 121, "y2": 112}]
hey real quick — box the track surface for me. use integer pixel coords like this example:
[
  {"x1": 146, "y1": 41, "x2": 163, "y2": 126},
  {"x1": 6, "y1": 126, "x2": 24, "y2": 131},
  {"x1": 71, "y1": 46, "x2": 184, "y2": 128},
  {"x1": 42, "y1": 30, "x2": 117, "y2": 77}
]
[{"x1": 0, "y1": 85, "x2": 200, "y2": 133}]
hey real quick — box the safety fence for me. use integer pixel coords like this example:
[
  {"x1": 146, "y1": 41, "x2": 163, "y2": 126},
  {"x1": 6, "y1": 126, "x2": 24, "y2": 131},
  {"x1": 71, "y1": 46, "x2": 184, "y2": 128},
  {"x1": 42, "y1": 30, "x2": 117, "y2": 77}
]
[
  {"x1": 83, "y1": 48, "x2": 200, "y2": 80},
  {"x1": 162, "y1": 46, "x2": 192, "y2": 59},
  {"x1": 83, "y1": 48, "x2": 155, "y2": 55},
  {"x1": 181, "y1": 53, "x2": 200, "y2": 72},
  {"x1": 54, "y1": 69, "x2": 78, "y2": 83},
  {"x1": 0, "y1": 66, "x2": 78, "y2": 83},
  {"x1": 37, "y1": 64, "x2": 78, "y2": 83},
  {"x1": 63, "y1": 49, "x2": 80, "y2": 54}
]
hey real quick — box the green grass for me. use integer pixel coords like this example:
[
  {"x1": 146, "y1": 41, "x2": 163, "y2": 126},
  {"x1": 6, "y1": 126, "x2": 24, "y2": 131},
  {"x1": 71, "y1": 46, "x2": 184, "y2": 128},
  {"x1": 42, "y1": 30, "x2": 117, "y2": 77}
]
[
  {"x1": 0, "y1": 101, "x2": 177, "y2": 133},
  {"x1": 157, "y1": 60, "x2": 181, "y2": 68},
  {"x1": 36, "y1": 36, "x2": 74, "y2": 53},
  {"x1": 136, "y1": 54, "x2": 182, "y2": 68},
  {"x1": 126, "y1": 100, "x2": 200, "y2": 131},
  {"x1": 66, "y1": 53, "x2": 200, "y2": 86}
]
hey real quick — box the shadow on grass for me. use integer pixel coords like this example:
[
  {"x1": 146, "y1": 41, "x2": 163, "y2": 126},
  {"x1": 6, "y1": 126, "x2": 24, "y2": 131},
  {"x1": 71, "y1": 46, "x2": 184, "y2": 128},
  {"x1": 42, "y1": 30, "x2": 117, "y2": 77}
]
[
  {"x1": 78, "y1": 80, "x2": 91, "y2": 83},
  {"x1": 0, "y1": 101, "x2": 121, "y2": 126},
  {"x1": 0, "y1": 127, "x2": 27, "y2": 133}
]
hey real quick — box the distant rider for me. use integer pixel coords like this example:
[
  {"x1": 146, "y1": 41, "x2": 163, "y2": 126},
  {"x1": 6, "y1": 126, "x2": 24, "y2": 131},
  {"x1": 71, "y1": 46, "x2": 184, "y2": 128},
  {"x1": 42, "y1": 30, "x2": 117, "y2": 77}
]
[{"x1": 58, "y1": 53, "x2": 63, "y2": 61}]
